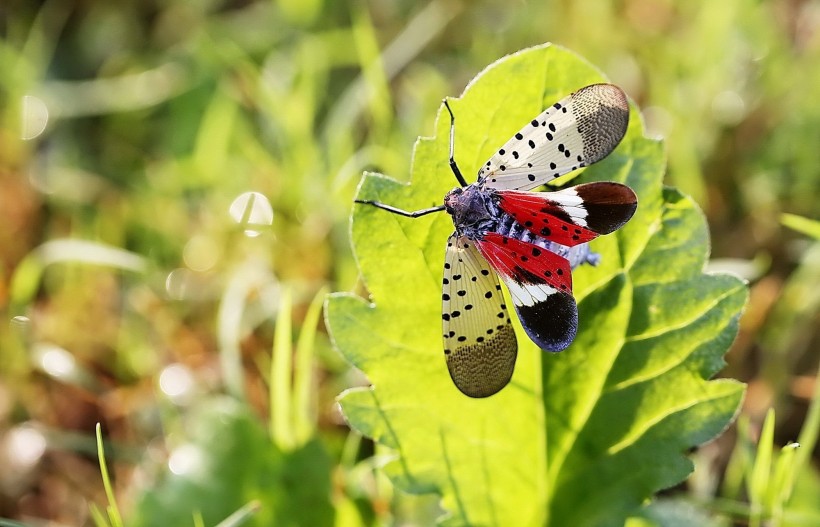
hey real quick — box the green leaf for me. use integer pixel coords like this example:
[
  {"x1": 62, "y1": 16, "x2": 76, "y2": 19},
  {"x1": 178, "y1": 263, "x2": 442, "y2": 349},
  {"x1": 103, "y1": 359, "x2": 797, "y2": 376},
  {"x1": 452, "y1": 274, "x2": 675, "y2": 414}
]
[
  {"x1": 326, "y1": 43, "x2": 747, "y2": 526},
  {"x1": 748, "y1": 409, "x2": 775, "y2": 511},
  {"x1": 95, "y1": 423, "x2": 123, "y2": 527},
  {"x1": 628, "y1": 498, "x2": 725, "y2": 527},
  {"x1": 781, "y1": 213, "x2": 820, "y2": 240},
  {"x1": 130, "y1": 398, "x2": 334, "y2": 527}
]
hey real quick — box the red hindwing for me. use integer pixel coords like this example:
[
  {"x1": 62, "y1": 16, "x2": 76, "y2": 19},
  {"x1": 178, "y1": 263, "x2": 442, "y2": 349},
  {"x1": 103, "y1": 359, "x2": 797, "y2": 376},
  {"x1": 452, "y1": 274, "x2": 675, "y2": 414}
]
[
  {"x1": 475, "y1": 232, "x2": 572, "y2": 293},
  {"x1": 495, "y1": 191, "x2": 598, "y2": 247}
]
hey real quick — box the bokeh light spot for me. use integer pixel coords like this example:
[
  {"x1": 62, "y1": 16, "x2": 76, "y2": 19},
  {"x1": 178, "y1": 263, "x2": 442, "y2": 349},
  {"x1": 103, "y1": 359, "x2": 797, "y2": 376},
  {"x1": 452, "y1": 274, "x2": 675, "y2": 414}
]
[
  {"x1": 21, "y1": 95, "x2": 49, "y2": 140},
  {"x1": 229, "y1": 192, "x2": 274, "y2": 237}
]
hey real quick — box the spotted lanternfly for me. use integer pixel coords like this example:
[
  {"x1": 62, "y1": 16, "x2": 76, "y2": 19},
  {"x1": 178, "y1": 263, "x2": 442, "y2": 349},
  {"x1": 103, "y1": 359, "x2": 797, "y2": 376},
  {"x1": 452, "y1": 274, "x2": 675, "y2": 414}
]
[{"x1": 356, "y1": 84, "x2": 638, "y2": 398}]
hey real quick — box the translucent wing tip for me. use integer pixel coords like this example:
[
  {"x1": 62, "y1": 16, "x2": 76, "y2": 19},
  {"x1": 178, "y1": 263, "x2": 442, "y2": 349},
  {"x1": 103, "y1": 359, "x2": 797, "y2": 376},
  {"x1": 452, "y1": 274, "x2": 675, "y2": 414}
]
[
  {"x1": 571, "y1": 84, "x2": 630, "y2": 164},
  {"x1": 446, "y1": 325, "x2": 517, "y2": 398}
]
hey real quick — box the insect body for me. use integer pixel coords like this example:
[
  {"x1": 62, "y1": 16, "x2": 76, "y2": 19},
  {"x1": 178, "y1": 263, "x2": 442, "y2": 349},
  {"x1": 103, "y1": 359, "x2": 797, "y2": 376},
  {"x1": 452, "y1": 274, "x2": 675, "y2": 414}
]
[{"x1": 356, "y1": 84, "x2": 637, "y2": 398}]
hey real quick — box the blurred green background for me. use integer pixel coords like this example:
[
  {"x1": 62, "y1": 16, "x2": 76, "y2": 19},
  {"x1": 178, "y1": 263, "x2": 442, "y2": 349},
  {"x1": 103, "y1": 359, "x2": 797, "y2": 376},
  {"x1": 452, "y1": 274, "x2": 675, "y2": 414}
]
[{"x1": 0, "y1": 0, "x2": 818, "y2": 525}]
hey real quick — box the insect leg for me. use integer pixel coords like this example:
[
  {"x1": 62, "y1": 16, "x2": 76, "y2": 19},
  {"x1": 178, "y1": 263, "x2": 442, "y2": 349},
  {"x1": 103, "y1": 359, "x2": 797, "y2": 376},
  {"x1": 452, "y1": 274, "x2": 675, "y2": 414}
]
[
  {"x1": 354, "y1": 200, "x2": 446, "y2": 218},
  {"x1": 443, "y1": 99, "x2": 469, "y2": 188}
]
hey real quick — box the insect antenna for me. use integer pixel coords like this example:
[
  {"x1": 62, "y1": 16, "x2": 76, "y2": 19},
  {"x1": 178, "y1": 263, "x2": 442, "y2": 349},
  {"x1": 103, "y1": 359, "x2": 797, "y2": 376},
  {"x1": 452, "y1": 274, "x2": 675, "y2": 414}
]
[
  {"x1": 353, "y1": 200, "x2": 445, "y2": 218},
  {"x1": 443, "y1": 99, "x2": 469, "y2": 187},
  {"x1": 354, "y1": 99, "x2": 469, "y2": 218}
]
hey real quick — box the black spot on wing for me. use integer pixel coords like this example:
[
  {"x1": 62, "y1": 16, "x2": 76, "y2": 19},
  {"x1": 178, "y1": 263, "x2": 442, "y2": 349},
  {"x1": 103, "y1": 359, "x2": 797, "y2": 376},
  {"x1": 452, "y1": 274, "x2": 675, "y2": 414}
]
[
  {"x1": 514, "y1": 292, "x2": 578, "y2": 352},
  {"x1": 513, "y1": 266, "x2": 548, "y2": 285}
]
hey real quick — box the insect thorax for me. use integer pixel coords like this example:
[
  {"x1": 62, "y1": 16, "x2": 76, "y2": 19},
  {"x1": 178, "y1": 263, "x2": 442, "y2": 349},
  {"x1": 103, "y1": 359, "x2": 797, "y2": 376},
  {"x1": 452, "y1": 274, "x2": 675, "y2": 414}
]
[{"x1": 444, "y1": 184, "x2": 499, "y2": 238}]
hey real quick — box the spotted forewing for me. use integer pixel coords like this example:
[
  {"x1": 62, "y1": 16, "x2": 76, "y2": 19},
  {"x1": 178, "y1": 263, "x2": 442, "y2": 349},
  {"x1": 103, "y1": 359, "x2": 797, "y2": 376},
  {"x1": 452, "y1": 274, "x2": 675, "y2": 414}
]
[
  {"x1": 479, "y1": 84, "x2": 630, "y2": 191},
  {"x1": 443, "y1": 234, "x2": 517, "y2": 398}
]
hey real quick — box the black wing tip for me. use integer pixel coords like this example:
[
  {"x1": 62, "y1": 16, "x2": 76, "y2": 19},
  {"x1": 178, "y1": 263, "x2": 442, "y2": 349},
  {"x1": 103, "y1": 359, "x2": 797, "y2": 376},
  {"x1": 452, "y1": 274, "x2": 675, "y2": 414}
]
[
  {"x1": 445, "y1": 325, "x2": 517, "y2": 398},
  {"x1": 516, "y1": 292, "x2": 578, "y2": 352},
  {"x1": 574, "y1": 182, "x2": 638, "y2": 234}
]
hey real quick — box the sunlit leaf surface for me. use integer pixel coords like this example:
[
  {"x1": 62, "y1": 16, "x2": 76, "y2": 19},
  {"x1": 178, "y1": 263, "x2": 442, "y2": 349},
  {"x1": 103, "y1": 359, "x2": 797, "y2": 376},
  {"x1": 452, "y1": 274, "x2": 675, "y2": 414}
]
[{"x1": 327, "y1": 44, "x2": 746, "y2": 526}]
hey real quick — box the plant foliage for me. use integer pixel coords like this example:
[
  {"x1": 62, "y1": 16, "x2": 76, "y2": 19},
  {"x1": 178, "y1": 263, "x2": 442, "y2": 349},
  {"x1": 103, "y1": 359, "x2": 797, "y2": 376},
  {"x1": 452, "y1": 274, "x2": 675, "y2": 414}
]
[
  {"x1": 328, "y1": 44, "x2": 747, "y2": 526},
  {"x1": 327, "y1": 45, "x2": 746, "y2": 525}
]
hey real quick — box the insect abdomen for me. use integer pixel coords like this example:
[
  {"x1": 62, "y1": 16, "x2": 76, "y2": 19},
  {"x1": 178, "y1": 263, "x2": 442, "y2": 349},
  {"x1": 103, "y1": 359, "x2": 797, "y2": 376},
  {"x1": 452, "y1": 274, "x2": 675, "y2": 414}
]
[{"x1": 492, "y1": 214, "x2": 597, "y2": 269}]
